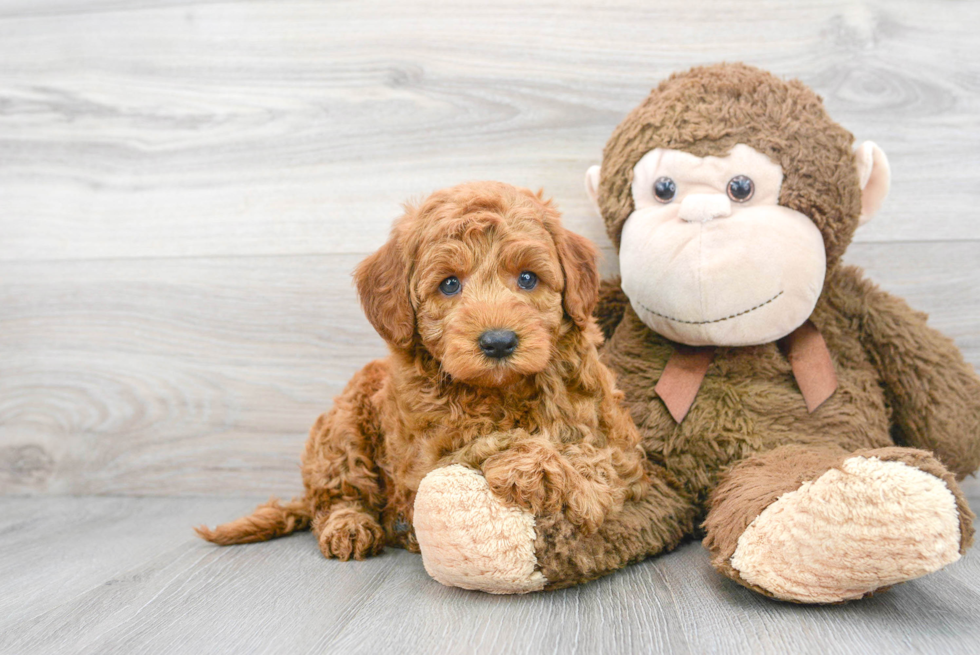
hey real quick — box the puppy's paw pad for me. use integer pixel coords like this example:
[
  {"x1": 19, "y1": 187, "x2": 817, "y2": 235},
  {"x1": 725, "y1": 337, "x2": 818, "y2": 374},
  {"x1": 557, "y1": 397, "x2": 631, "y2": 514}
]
[
  {"x1": 318, "y1": 509, "x2": 385, "y2": 561},
  {"x1": 731, "y1": 456, "x2": 962, "y2": 603},
  {"x1": 414, "y1": 464, "x2": 547, "y2": 594}
]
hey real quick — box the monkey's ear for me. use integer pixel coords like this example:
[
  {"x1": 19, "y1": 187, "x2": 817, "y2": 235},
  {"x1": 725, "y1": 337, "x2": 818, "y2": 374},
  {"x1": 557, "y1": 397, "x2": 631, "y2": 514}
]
[
  {"x1": 584, "y1": 165, "x2": 601, "y2": 213},
  {"x1": 557, "y1": 228, "x2": 600, "y2": 330},
  {"x1": 353, "y1": 234, "x2": 415, "y2": 350},
  {"x1": 855, "y1": 141, "x2": 891, "y2": 227}
]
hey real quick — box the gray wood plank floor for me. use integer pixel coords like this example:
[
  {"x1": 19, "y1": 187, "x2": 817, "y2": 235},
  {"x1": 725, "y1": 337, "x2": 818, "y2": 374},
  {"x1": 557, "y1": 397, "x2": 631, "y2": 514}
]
[
  {"x1": 2, "y1": 0, "x2": 980, "y2": 652},
  {"x1": 3, "y1": 490, "x2": 980, "y2": 655}
]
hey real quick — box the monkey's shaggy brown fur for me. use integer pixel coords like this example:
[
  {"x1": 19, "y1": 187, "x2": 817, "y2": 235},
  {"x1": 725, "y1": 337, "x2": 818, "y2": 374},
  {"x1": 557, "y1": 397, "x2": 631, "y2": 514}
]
[
  {"x1": 197, "y1": 182, "x2": 670, "y2": 585},
  {"x1": 579, "y1": 63, "x2": 980, "y2": 599}
]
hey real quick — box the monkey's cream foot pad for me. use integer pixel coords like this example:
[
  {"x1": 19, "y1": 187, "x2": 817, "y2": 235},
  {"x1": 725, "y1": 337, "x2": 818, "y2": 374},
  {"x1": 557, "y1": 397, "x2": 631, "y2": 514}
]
[
  {"x1": 413, "y1": 464, "x2": 547, "y2": 594},
  {"x1": 730, "y1": 456, "x2": 963, "y2": 603}
]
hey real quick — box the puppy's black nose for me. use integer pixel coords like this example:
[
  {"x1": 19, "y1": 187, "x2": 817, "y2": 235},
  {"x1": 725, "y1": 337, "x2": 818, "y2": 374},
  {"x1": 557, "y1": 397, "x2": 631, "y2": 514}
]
[{"x1": 479, "y1": 330, "x2": 519, "y2": 359}]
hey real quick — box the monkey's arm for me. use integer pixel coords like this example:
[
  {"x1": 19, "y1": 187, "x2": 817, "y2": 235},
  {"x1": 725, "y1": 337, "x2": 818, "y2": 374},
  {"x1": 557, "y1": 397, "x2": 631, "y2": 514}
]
[
  {"x1": 831, "y1": 266, "x2": 980, "y2": 478},
  {"x1": 595, "y1": 276, "x2": 629, "y2": 341}
]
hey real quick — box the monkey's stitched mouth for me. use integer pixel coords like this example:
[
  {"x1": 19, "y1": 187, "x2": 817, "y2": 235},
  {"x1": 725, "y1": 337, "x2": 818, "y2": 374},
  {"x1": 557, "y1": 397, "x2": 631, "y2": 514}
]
[{"x1": 637, "y1": 290, "x2": 783, "y2": 325}]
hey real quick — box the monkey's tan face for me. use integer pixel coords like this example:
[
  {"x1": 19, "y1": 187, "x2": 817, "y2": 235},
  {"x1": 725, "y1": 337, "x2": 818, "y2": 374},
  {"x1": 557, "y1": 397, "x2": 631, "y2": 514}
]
[{"x1": 619, "y1": 144, "x2": 826, "y2": 346}]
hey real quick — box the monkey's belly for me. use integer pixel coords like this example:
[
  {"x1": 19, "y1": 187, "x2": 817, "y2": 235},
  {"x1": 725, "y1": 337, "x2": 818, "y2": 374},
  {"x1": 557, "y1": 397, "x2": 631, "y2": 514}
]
[{"x1": 606, "y1": 319, "x2": 893, "y2": 503}]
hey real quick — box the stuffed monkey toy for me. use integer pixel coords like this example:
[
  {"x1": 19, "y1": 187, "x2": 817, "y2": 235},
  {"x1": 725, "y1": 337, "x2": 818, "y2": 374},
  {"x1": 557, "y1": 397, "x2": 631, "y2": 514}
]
[{"x1": 577, "y1": 63, "x2": 980, "y2": 603}]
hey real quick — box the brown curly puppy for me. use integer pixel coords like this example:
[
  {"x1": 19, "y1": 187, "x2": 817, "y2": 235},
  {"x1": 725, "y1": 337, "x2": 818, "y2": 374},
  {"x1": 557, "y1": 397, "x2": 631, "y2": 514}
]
[{"x1": 197, "y1": 181, "x2": 649, "y2": 571}]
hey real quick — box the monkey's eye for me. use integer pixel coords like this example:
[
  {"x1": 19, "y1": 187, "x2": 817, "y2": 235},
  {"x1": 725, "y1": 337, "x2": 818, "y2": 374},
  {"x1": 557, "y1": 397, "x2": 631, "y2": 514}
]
[
  {"x1": 727, "y1": 175, "x2": 754, "y2": 202},
  {"x1": 653, "y1": 177, "x2": 676, "y2": 203},
  {"x1": 517, "y1": 271, "x2": 538, "y2": 290},
  {"x1": 439, "y1": 276, "x2": 461, "y2": 296}
]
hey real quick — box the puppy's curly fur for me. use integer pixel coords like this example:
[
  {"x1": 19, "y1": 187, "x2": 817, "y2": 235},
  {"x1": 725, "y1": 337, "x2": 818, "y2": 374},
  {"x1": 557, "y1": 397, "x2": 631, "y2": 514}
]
[{"x1": 197, "y1": 181, "x2": 648, "y2": 561}]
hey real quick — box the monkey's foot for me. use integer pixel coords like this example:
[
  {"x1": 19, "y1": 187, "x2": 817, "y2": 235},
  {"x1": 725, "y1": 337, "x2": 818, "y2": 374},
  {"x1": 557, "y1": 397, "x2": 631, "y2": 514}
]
[
  {"x1": 729, "y1": 454, "x2": 965, "y2": 603},
  {"x1": 413, "y1": 464, "x2": 547, "y2": 594}
]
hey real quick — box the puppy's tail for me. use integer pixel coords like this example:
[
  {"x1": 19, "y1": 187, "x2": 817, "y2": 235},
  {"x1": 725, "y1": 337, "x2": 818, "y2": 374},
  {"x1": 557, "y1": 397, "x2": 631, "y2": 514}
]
[{"x1": 195, "y1": 496, "x2": 311, "y2": 545}]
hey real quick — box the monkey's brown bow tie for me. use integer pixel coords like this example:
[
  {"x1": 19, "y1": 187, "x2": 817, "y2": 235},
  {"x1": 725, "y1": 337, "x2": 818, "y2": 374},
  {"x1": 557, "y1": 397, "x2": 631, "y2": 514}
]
[{"x1": 654, "y1": 321, "x2": 838, "y2": 423}]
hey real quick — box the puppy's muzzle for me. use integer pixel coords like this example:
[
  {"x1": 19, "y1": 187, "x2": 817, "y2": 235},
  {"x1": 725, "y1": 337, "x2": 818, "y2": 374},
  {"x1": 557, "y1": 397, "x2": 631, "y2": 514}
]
[{"x1": 479, "y1": 330, "x2": 519, "y2": 359}]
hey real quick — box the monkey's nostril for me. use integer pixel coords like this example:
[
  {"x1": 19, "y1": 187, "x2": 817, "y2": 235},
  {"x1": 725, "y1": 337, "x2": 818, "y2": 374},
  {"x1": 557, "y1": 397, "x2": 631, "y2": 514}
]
[{"x1": 479, "y1": 330, "x2": 519, "y2": 359}]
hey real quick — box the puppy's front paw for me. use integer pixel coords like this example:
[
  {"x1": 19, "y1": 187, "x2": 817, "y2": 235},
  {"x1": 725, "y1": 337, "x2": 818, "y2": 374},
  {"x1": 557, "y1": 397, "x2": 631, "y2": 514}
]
[
  {"x1": 316, "y1": 508, "x2": 385, "y2": 561},
  {"x1": 482, "y1": 442, "x2": 566, "y2": 516},
  {"x1": 560, "y1": 448, "x2": 625, "y2": 534},
  {"x1": 563, "y1": 481, "x2": 616, "y2": 535}
]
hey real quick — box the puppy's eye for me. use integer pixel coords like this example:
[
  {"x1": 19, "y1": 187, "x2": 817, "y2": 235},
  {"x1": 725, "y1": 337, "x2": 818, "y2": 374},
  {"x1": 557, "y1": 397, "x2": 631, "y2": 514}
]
[
  {"x1": 439, "y1": 276, "x2": 461, "y2": 296},
  {"x1": 517, "y1": 271, "x2": 538, "y2": 290},
  {"x1": 727, "y1": 175, "x2": 754, "y2": 202},
  {"x1": 653, "y1": 177, "x2": 676, "y2": 203}
]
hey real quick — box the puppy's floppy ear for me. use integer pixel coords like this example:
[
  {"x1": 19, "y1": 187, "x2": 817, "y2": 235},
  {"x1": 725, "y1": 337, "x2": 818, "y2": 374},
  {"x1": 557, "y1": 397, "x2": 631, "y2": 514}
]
[
  {"x1": 556, "y1": 228, "x2": 600, "y2": 329},
  {"x1": 353, "y1": 230, "x2": 415, "y2": 350}
]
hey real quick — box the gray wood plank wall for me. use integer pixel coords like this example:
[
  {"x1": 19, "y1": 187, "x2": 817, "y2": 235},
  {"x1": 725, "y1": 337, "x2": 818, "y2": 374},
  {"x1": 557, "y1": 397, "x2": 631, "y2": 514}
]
[{"x1": 3, "y1": 0, "x2": 979, "y2": 499}]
